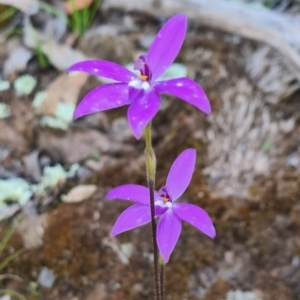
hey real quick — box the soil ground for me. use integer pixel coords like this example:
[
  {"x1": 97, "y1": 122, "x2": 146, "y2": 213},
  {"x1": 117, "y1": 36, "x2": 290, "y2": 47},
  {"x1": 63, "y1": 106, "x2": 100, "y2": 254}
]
[{"x1": 0, "y1": 7, "x2": 300, "y2": 300}]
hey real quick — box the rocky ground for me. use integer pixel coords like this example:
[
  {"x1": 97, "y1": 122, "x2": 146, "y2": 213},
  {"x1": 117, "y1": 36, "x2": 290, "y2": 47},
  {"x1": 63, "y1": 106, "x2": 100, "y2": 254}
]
[{"x1": 0, "y1": 3, "x2": 300, "y2": 300}]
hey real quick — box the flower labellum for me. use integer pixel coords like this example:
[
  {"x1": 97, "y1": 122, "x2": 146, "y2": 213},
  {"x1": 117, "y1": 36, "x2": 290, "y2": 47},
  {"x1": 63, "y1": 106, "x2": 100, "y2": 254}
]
[
  {"x1": 68, "y1": 14, "x2": 211, "y2": 139},
  {"x1": 105, "y1": 149, "x2": 216, "y2": 263}
]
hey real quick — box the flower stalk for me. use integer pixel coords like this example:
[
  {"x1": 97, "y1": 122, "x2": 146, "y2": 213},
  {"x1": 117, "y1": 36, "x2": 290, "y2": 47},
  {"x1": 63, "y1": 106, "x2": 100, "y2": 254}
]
[
  {"x1": 144, "y1": 123, "x2": 161, "y2": 300},
  {"x1": 159, "y1": 256, "x2": 165, "y2": 300}
]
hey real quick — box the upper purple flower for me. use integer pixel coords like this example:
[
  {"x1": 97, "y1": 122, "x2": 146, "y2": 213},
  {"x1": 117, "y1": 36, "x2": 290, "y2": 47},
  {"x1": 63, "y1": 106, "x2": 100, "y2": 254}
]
[
  {"x1": 106, "y1": 149, "x2": 216, "y2": 263},
  {"x1": 68, "y1": 14, "x2": 211, "y2": 139}
]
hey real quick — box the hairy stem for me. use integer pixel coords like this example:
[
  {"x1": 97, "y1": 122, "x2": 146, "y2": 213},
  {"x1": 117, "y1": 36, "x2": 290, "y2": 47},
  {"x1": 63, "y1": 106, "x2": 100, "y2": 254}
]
[
  {"x1": 159, "y1": 258, "x2": 165, "y2": 300},
  {"x1": 144, "y1": 123, "x2": 160, "y2": 300}
]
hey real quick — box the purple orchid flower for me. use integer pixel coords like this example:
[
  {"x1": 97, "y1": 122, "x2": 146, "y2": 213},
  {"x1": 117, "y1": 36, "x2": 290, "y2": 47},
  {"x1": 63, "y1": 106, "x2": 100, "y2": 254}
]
[
  {"x1": 105, "y1": 149, "x2": 216, "y2": 263},
  {"x1": 68, "y1": 14, "x2": 211, "y2": 139}
]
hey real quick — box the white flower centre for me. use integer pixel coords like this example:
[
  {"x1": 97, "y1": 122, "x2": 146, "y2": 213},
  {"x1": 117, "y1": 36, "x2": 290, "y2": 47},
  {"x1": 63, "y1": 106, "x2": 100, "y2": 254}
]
[
  {"x1": 129, "y1": 79, "x2": 151, "y2": 91},
  {"x1": 155, "y1": 199, "x2": 172, "y2": 209}
]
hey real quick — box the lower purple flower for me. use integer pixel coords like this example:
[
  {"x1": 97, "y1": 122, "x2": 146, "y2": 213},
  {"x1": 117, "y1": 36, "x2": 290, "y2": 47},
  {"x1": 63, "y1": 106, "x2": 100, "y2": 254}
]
[{"x1": 106, "y1": 149, "x2": 216, "y2": 263}]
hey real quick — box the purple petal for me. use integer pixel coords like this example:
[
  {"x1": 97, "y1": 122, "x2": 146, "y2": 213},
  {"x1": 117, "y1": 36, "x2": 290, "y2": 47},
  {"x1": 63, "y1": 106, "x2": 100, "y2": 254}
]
[
  {"x1": 111, "y1": 204, "x2": 151, "y2": 236},
  {"x1": 147, "y1": 15, "x2": 187, "y2": 81},
  {"x1": 173, "y1": 203, "x2": 216, "y2": 238},
  {"x1": 157, "y1": 210, "x2": 182, "y2": 263},
  {"x1": 154, "y1": 78, "x2": 211, "y2": 114},
  {"x1": 68, "y1": 60, "x2": 138, "y2": 83},
  {"x1": 166, "y1": 149, "x2": 196, "y2": 201},
  {"x1": 105, "y1": 184, "x2": 150, "y2": 205},
  {"x1": 74, "y1": 83, "x2": 130, "y2": 119},
  {"x1": 127, "y1": 90, "x2": 160, "y2": 139}
]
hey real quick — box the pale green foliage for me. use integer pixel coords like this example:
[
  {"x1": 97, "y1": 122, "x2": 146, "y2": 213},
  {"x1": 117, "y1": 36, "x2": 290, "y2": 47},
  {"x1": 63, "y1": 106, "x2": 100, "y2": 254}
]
[
  {"x1": 39, "y1": 116, "x2": 69, "y2": 130},
  {"x1": 55, "y1": 103, "x2": 75, "y2": 124},
  {"x1": 32, "y1": 90, "x2": 47, "y2": 109},
  {"x1": 0, "y1": 178, "x2": 32, "y2": 207},
  {"x1": 34, "y1": 91, "x2": 75, "y2": 130},
  {"x1": 32, "y1": 164, "x2": 79, "y2": 195},
  {"x1": 0, "y1": 165, "x2": 78, "y2": 209},
  {"x1": 0, "y1": 80, "x2": 10, "y2": 92},
  {"x1": 158, "y1": 63, "x2": 188, "y2": 80},
  {"x1": 13, "y1": 75, "x2": 37, "y2": 96},
  {"x1": 0, "y1": 103, "x2": 11, "y2": 119}
]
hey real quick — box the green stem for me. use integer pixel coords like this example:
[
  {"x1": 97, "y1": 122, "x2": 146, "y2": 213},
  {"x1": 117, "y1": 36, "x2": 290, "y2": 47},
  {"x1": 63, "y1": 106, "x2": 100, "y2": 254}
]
[{"x1": 144, "y1": 123, "x2": 160, "y2": 300}]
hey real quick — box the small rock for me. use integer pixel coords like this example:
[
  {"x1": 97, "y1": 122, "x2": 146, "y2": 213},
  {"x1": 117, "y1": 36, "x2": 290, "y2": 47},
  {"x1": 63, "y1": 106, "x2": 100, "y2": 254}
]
[
  {"x1": 120, "y1": 243, "x2": 134, "y2": 259},
  {"x1": 3, "y1": 46, "x2": 33, "y2": 77},
  {"x1": 86, "y1": 283, "x2": 107, "y2": 300},
  {"x1": 291, "y1": 256, "x2": 300, "y2": 267},
  {"x1": 133, "y1": 283, "x2": 143, "y2": 293},
  {"x1": 279, "y1": 118, "x2": 295, "y2": 133},
  {"x1": 254, "y1": 154, "x2": 269, "y2": 175},
  {"x1": 93, "y1": 211, "x2": 100, "y2": 220},
  {"x1": 286, "y1": 153, "x2": 299, "y2": 168},
  {"x1": 62, "y1": 184, "x2": 97, "y2": 203},
  {"x1": 37, "y1": 73, "x2": 87, "y2": 116},
  {"x1": 76, "y1": 166, "x2": 93, "y2": 181},
  {"x1": 0, "y1": 204, "x2": 20, "y2": 221},
  {"x1": 274, "y1": 215, "x2": 291, "y2": 230},
  {"x1": 224, "y1": 251, "x2": 235, "y2": 265},
  {"x1": 111, "y1": 117, "x2": 132, "y2": 142},
  {"x1": 37, "y1": 130, "x2": 113, "y2": 164},
  {"x1": 38, "y1": 267, "x2": 55, "y2": 288},
  {"x1": 85, "y1": 159, "x2": 105, "y2": 172},
  {"x1": 103, "y1": 238, "x2": 133, "y2": 265},
  {"x1": 17, "y1": 215, "x2": 48, "y2": 249},
  {"x1": 225, "y1": 290, "x2": 263, "y2": 300}
]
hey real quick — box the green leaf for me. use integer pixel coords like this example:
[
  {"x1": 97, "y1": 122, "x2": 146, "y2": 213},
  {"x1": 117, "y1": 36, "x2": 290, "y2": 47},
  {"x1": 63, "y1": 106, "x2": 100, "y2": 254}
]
[
  {"x1": 0, "y1": 223, "x2": 15, "y2": 257},
  {"x1": 0, "y1": 249, "x2": 23, "y2": 272}
]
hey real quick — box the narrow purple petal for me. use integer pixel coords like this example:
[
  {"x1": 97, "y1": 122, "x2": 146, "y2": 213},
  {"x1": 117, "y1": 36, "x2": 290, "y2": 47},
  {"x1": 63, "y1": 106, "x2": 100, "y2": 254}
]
[
  {"x1": 147, "y1": 15, "x2": 187, "y2": 81},
  {"x1": 154, "y1": 78, "x2": 211, "y2": 114},
  {"x1": 127, "y1": 90, "x2": 160, "y2": 139},
  {"x1": 173, "y1": 203, "x2": 216, "y2": 238},
  {"x1": 105, "y1": 184, "x2": 150, "y2": 205},
  {"x1": 157, "y1": 210, "x2": 182, "y2": 263},
  {"x1": 68, "y1": 60, "x2": 138, "y2": 83},
  {"x1": 166, "y1": 149, "x2": 196, "y2": 201},
  {"x1": 74, "y1": 83, "x2": 129, "y2": 119},
  {"x1": 111, "y1": 204, "x2": 151, "y2": 236}
]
